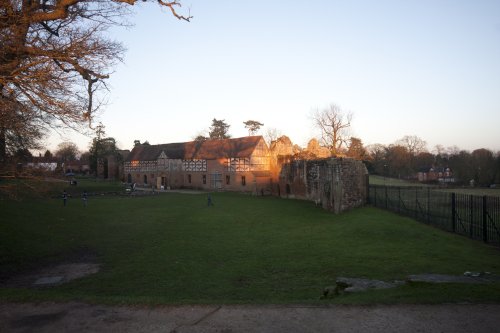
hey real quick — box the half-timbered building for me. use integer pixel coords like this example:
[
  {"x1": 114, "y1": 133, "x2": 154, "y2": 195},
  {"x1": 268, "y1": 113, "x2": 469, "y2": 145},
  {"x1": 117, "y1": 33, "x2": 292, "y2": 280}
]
[{"x1": 124, "y1": 136, "x2": 272, "y2": 192}]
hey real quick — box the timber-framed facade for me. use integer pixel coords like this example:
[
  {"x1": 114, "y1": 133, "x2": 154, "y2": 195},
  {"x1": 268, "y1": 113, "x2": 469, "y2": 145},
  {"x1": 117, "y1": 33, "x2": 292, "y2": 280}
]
[{"x1": 124, "y1": 136, "x2": 272, "y2": 193}]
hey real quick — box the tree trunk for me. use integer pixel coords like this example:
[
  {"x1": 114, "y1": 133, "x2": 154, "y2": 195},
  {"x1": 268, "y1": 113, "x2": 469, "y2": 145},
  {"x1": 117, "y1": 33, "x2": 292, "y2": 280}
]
[{"x1": 0, "y1": 128, "x2": 6, "y2": 163}]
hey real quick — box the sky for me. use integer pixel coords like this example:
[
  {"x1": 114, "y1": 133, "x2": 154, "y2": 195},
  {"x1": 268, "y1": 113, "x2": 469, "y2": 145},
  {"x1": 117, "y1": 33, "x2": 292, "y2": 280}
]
[{"x1": 43, "y1": 0, "x2": 500, "y2": 154}]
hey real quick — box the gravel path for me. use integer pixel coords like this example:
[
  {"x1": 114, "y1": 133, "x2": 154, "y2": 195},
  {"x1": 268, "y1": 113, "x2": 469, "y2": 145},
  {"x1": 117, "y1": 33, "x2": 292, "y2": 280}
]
[{"x1": 1, "y1": 302, "x2": 499, "y2": 333}]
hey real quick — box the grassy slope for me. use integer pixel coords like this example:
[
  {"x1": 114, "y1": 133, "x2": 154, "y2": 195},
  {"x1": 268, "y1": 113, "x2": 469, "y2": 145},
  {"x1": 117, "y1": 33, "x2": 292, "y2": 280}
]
[{"x1": 1, "y1": 192, "x2": 499, "y2": 304}]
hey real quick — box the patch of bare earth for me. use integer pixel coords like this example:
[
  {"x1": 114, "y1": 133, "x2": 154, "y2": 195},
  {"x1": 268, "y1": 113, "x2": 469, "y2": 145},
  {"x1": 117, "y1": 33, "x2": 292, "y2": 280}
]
[{"x1": 2, "y1": 247, "x2": 101, "y2": 288}]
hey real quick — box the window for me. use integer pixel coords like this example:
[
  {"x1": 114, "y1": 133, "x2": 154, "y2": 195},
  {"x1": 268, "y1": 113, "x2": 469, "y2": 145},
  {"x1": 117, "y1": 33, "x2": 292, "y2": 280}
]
[
  {"x1": 212, "y1": 172, "x2": 222, "y2": 189},
  {"x1": 241, "y1": 176, "x2": 246, "y2": 186},
  {"x1": 227, "y1": 158, "x2": 250, "y2": 172},
  {"x1": 188, "y1": 174, "x2": 192, "y2": 183},
  {"x1": 226, "y1": 175, "x2": 230, "y2": 185},
  {"x1": 143, "y1": 175, "x2": 148, "y2": 184},
  {"x1": 202, "y1": 174, "x2": 206, "y2": 184}
]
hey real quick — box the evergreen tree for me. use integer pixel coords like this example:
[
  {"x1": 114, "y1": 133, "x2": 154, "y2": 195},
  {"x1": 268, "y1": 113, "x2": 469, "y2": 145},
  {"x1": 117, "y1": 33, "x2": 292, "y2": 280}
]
[{"x1": 209, "y1": 119, "x2": 231, "y2": 140}]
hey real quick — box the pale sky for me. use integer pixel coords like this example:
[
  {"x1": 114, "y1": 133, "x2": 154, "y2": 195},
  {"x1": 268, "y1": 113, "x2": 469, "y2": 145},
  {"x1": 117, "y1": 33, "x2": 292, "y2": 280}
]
[{"x1": 44, "y1": 0, "x2": 500, "y2": 154}]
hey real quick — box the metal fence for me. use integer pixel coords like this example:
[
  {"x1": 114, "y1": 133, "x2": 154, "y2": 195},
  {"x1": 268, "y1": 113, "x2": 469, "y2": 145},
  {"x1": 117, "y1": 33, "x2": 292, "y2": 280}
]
[{"x1": 369, "y1": 185, "x2": 500, "y2": 246}]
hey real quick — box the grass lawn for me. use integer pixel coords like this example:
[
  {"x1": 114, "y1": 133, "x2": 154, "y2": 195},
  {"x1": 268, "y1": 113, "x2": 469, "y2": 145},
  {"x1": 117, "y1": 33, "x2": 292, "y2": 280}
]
[
  {"x1": 0, "y1": 177, "x2": 126, "y2": 200},
  {"x1": 438, "y1": 187, "x2": 500, "y2": 197},
  {"x1": 369, "y1": 175, "x2": 500, "y2": 197},
  {"x1": 369, "y1": 175, "x2": 425, "y2": 187},
  {"x1": 1, "y1": 190, "x2": 500, "y2": 305}
]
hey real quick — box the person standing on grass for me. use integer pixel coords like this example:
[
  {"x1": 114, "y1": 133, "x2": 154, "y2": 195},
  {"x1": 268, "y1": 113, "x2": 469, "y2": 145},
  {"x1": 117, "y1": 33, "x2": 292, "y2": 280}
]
[
  {"x1": 62, "y1": 190, "x2": 68, "y2": 206},
  {"x1": 207, "y1": 193, "x2": 214, "y2": 206},
  {"x1": 82, "y1": 190, "x2": 88, "y2": 207}
]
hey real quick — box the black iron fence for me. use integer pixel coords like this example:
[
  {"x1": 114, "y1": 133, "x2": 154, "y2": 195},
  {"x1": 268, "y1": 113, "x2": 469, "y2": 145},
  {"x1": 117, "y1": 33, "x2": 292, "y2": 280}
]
[{"x1": 369, "y1": 185, "x2": 500, "y2": 246}]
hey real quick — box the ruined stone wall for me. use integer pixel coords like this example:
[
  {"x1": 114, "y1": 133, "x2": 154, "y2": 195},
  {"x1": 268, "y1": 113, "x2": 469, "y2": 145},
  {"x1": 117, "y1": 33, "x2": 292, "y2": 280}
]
[{"x1": 278, "y1": 158, "x2": 368, "y2": 213}]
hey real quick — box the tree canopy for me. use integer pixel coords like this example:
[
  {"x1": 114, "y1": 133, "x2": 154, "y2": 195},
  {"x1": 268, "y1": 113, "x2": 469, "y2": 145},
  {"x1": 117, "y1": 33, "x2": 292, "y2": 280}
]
[
  {"x1": 243, "y1": 120, "x2": 264, "y2": 136},
  {"x1": 346, "y1": 137, "x2": 368, "y2": 160},
  {"x1": 0, "y1": 0, "x2": 190, "y2": 163},
  {"x1": 88, "y1": 123, "x2": 119, "y2": 175},
  {"x1": 55, "y1": 141, "x2": 79, "y2": 162},
  {"x1": 209, "y1": 118, "x2": 231, "y2": 140}
]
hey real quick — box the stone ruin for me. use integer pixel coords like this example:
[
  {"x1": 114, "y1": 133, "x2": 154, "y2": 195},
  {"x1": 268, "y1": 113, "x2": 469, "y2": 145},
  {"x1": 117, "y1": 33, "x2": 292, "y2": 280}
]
[{"x1": 277, "y1": 157, "x2": 369, "y2": 213}]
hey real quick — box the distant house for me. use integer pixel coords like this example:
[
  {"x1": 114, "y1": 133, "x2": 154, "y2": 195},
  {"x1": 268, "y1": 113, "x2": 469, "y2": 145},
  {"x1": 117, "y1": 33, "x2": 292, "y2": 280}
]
[
  {"x1": 26, "y1": 156, "x2": 59, "y2": 172},
  {"x1": 124, "y1": 136, "x2": 271, "y2": 192},
  {"x1": 417, "y1": 167, "x2": 454, "y2": 183}
]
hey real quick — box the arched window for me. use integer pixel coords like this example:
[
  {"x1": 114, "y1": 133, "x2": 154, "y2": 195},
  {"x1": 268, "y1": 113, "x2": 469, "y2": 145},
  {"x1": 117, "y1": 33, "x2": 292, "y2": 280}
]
[{"x1": 144, "y1": 175, "x2": 148, "y2": 184}]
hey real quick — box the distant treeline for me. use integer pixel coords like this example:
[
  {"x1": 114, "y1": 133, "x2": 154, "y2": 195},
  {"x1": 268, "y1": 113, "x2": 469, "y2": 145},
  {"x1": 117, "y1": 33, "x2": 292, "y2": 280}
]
[{"x1": 364, "y1": 143, "x2": 499, "y2": 186}]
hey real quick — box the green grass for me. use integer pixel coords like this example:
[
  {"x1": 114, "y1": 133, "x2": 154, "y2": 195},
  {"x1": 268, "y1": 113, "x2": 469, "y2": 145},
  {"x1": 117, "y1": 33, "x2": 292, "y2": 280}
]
[
  {"x1": 369, "y1": 175, "x2": 500, "y2": 197},
  {"x1": 0, "y1": 177, "x2": 126, "y2": 200},
  {"x1": 369, "y1": 175, "x2": 426, "y2": 187},
  {"x1": 438, "y1": 187, "x2": 500, "y2": 197},
  {"x1": 1, "y1": 191, "x2": 500, "y2": 305}
]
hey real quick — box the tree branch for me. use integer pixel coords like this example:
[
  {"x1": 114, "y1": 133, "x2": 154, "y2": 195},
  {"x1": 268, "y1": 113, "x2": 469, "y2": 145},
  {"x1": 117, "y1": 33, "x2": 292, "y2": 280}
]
[
  {"x1": 30, "y1": 0, "x2": 192, "y2": 23},
  {"x1": 157, "y1": 0, "x2": 193, "y2": 21}
]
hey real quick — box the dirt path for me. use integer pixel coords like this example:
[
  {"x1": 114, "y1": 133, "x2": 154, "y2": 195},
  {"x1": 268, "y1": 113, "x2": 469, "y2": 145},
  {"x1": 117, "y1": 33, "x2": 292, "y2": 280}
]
[{"x1": 1, "y1": 302, "x2": 499, "y2": 333}]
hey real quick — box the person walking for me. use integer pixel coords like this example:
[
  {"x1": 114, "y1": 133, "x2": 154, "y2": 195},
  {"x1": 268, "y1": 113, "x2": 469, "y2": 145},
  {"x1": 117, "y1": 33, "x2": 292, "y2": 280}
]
[{"x1": 82, "y1": 190, "x2": 88, "y2": 207}]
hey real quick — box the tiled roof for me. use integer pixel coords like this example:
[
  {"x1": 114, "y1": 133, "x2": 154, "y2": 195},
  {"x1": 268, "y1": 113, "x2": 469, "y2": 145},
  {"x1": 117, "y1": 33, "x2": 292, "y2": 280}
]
[{"x1": 125, "y1": 136, "x2": 264, "y2": 162}]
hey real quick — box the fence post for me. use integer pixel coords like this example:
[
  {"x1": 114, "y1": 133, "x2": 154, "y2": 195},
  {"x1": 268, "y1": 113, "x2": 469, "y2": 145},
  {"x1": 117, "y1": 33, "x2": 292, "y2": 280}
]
[
  {"x1": 415, "y1": 188, "x2": 418, "y2": 219},
  {"x1": 427, "y1": 187, "x2": 431, "y2": 224},
  {"x1": 385, "y1": 186, "x2": 388, "y2": 209},
  {"x1": 483, "y1": 196, "x2": 488, "y2": 243},
  {"x1": 398, "y1": 187, "x2": 401, "y2": 213},
  {"x1": 470, "y1": 194, "x2": 474, "y2": 239},
  {"x1": 451, "y1": 193, "x2": 456, "y2": 232}
]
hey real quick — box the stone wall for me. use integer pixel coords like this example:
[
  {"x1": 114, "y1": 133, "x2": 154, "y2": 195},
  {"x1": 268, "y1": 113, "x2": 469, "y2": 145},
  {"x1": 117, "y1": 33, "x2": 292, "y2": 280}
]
[
  {"x1": 97, "y1": 153, "x2": 128, "y2": 181},
  {"x1": 278, "y1": 158, "x2": 368, "y2": 213}
]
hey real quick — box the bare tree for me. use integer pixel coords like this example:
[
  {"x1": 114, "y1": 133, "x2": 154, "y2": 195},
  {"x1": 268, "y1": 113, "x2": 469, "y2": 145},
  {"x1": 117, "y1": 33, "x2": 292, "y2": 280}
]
[
  {"x1": 311, "y1": 104, "x2": 352, "y2": 156},
  {"x1": 365, "y1": 143, "x2": 387, "y2": 174},
  {"x1": 263, "y1": 127, "x2": 282, "y2": 146},
  {"x1": 55, "y1": 141, "x2": 80, "y2": 162},
  {"x1": 394, "y1": 135, "x2": 427, "y2": 175},
  {"x1": 385, "y1": 144, "x2": 412, "y2": 178},
  {"x1": 396, "y1": 135, "x2": 427, "y2": 156},
  {"x1": 0, "y1": 0, "x2": 191, "y2": 161},
  {"x1": 472, "y1": 148, "x2": 497, "y2": 186},
  {"x1": 433, "y1": 144, "x2": 446, "y2": 156}
]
